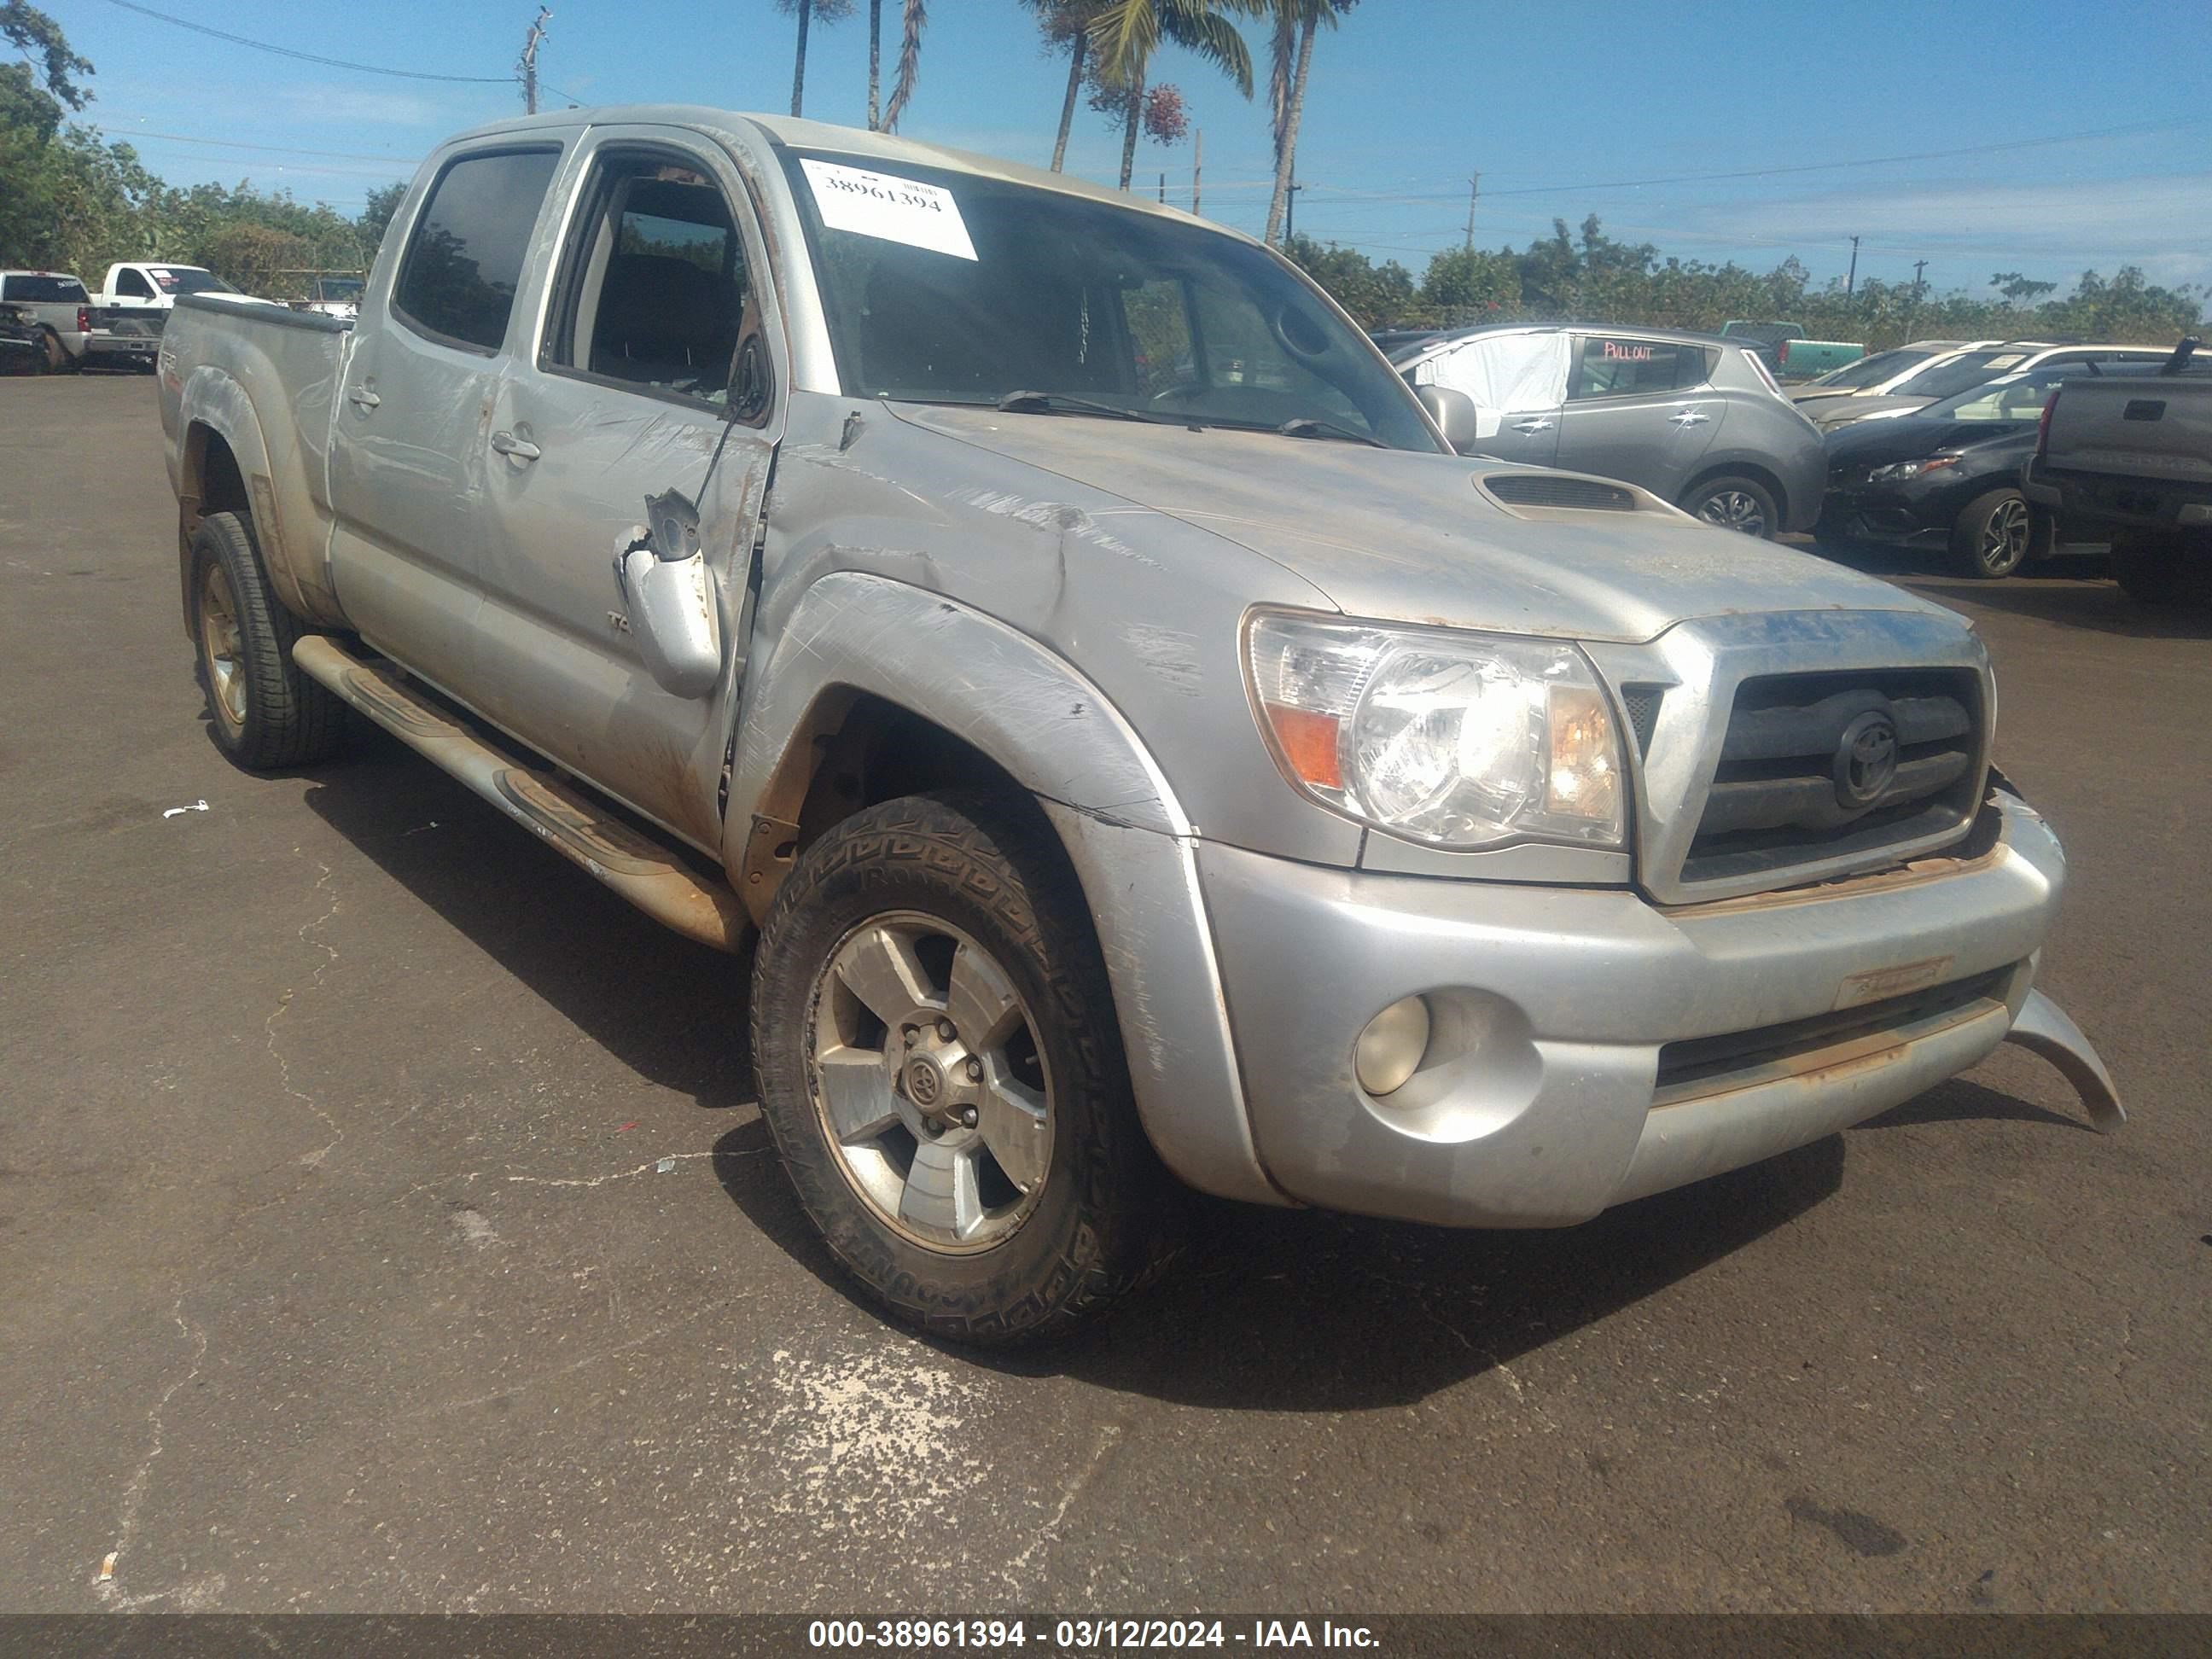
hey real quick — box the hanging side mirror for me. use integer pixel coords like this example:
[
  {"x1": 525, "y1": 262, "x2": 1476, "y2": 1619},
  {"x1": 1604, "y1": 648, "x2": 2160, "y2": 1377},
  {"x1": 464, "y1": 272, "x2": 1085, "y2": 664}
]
[{"x1": 612, "y1": 489, "x2": 722, "y2": 700}]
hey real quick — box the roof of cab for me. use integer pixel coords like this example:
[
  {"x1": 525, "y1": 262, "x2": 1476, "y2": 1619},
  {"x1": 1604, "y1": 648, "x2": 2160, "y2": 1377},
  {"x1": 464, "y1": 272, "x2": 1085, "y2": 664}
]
[{"x1": 432, "y1": 104, "x2": 1253, "y2": 243}]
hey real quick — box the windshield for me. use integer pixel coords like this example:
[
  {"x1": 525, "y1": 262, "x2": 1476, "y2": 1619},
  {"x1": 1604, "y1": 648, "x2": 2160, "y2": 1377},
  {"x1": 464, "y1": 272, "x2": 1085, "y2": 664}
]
[
  {"x1": 782, "y1": 150, "x2": 1441, "y2": 451},
  {"x1": 316, "y1": 277, "x2": 364, "y2": 301},
  {"x1": 1812, "y1": 348, "x2": 1927, "y2": 390},
  {"x1": 148, "y1": 268, "x2": 236, "y2": 295},
  {"x1": 1890, "y1": 348, "x2": 2032, "y2": 400},
  {"x1": 1922, "y1": 366, "x2": 2081, "y2": 422}
]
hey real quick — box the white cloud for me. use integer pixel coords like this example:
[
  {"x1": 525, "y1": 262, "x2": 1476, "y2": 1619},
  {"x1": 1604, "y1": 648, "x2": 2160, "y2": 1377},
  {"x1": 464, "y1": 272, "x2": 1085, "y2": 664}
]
[{"x1": 1691, "y1": 172, "x2": 2212, "y2": 286}]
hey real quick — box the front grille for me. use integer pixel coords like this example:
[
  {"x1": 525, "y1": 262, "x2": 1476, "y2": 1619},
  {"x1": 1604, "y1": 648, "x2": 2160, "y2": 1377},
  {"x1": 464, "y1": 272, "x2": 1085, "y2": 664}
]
[
  {"x1": 1681, "y1": 669, "x2": 1982, "y2": 887},
  {"x1": 1484, "y1": 474, "x2": 1635, "y2": 511},
  {"x1": 1652, "y1": 965, "x2": 2014, "y2": 1105}
]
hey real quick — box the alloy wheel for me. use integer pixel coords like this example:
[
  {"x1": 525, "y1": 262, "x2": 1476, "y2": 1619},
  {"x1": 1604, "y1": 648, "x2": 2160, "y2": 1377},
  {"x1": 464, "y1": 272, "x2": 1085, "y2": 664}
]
[
  {"x1": 1980, "y1": 498, "x2": 2031, "y2": 574},
  {"x1": 806, "y1": 910, "x2": 1055, "y2": 1254},
  {"x1": 197, "y1": 559, "x2": 248, "y2": 734},
  {"x1": 1697, "y1": 489, "x2": 1767, "y2": 537}
]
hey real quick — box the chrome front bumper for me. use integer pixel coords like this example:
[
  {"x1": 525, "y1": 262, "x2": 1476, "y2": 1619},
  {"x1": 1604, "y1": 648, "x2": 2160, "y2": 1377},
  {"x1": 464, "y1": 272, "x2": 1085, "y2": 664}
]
[{"x1": 1199, "y1": 791, "x2": 2117, "y2": 1228}]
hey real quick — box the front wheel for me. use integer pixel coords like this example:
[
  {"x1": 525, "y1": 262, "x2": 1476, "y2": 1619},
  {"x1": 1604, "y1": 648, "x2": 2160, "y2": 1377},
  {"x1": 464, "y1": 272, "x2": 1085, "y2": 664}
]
[
  {"x1": 1683, "y1": 474, "x2": 1779, "y2": 539},
  {"x1": 750, "y1": 791, "x2": 1181, "y2": 1345},
  {"x1": 1949, "y1": 487, "x2": 2050, "y2": 579}
]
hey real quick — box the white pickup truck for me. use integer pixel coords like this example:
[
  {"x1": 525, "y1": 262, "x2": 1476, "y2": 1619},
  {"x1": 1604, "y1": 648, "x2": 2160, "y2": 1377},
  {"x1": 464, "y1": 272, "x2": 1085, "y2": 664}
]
[
  {"x1": 97, "y1": 261, "x2": 248, "y2": 314},
  {"x1": 156, "y1": 106, "x2": 2121, "y2": 1343}
]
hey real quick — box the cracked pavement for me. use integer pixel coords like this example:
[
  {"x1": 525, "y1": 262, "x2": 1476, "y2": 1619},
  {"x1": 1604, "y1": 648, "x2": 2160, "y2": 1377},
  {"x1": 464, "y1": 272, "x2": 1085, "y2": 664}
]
[{"x1": 1, "y1": 376, "x2": 2206, "y2": 1613}]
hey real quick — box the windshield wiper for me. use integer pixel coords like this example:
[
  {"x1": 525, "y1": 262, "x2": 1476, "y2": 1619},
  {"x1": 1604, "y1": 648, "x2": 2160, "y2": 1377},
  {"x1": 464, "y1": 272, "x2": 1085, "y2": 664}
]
[
  {"x1": 995, "y1": 390, "x2": 1164, "y2": 423},
  {"x1": 1276, "y1": 417, "x2": 1386, "y2": 448}
]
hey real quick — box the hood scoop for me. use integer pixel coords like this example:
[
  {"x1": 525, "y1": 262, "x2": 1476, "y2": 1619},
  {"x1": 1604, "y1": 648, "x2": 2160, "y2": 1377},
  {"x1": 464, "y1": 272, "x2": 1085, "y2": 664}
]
[{"x1": 1480, "y1": 471, "x2": 1640, "y2": 514}]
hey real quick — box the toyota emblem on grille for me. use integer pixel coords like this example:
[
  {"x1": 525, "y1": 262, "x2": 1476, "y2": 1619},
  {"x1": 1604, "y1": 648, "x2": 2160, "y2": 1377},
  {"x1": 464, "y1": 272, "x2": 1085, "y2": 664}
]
[{"x1": 1834, "y1": 710, "x2": 1900, "y2": 809}]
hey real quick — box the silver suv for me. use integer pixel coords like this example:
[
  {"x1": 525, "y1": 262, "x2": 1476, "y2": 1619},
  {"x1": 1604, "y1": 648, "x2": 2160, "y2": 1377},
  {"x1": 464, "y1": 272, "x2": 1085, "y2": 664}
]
[{"x1": 1388, "y1": 323, "x2": 1827, "y2": 538}]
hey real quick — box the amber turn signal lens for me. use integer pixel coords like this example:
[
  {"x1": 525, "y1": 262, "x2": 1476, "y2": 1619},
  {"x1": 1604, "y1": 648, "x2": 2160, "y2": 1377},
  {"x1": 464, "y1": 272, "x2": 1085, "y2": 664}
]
[{"x1": 1262, "y1": 702, "x2": 1344, "y2": 791}]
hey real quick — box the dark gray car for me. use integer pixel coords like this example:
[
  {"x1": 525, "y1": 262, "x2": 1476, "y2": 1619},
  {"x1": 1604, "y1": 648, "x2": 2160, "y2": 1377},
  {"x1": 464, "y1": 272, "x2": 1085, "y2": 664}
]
[{"x1": 1389, "y1": 323, "x2": 1826, "y2": 538}]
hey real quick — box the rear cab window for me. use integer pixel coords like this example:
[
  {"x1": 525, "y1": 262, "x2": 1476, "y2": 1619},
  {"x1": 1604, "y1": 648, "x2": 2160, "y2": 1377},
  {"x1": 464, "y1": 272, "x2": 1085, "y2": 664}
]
[
  {"x1": 3, "y1": 274, "x2": 89, "y2": 304},
  {"x1": 1569, "y1": 336, "x2": 1714, "y2": 399},
  {"x1": 392, "y1": 148, "x2": 564, "y2": 353}
]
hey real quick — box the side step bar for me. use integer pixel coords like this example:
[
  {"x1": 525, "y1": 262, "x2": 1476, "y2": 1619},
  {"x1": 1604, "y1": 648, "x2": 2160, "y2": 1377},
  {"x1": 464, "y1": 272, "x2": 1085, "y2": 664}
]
[{"x1": 294, "y1": 636, "x2": 748, "y2": 953}]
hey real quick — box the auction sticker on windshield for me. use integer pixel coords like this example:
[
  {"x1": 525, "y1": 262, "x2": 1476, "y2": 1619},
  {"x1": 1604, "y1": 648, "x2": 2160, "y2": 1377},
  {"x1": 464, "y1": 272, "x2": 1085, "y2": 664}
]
[{"x1": 800, "y1": 159, "x2": 977, "y2": 260}]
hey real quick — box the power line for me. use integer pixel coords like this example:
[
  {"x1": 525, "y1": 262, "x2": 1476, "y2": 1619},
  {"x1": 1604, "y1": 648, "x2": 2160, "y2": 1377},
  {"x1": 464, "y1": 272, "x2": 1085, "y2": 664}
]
[
  {"x1": 96, "y1": 0, "x2": 514, "y2": 83},
  {"x1": 108, "y1": 129, "x2": 425, "y2": 165},
  {"x1": 1267, "y1": 117, "x2": 2212, "y2": 207}
]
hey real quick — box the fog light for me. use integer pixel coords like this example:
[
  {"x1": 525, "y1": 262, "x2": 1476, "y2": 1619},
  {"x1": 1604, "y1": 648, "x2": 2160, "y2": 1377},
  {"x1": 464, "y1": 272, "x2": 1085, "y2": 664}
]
[{"x1": 1354, "y1": 995, "x2": 1432, "y2": 1097}]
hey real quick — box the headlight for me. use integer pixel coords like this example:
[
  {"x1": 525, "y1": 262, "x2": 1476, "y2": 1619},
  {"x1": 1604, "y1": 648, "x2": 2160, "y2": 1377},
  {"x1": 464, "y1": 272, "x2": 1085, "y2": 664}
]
[
  {"x1": 1867, "y1": 456, "x2": 1959, "y2": 483},
  {"x1": 1244, "y1": 611, "x2": 1627, "y2": 850}
]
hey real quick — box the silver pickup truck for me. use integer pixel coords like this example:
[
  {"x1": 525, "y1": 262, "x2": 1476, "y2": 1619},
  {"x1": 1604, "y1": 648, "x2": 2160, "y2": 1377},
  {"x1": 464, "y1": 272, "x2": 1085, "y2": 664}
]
[
  {"x1": 2023, "y1": 337, "x2": 2210, "y2": 604},
  {"x1": 157, "y1": 106, "x2": 2119, "y2": 1343}
]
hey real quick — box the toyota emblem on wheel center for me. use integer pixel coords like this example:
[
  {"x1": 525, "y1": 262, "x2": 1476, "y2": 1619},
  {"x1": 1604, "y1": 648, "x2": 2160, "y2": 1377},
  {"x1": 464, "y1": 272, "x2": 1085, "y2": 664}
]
[{"x1": 1834, "y1": 709, "x2": 1901, "y2": 808}]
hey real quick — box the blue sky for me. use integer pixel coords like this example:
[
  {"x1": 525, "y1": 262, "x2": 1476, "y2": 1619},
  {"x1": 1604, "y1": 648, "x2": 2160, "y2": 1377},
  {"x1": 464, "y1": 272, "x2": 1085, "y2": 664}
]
[{"x1": 52, "y1": 0, "x2": 2212, "y2": 298}]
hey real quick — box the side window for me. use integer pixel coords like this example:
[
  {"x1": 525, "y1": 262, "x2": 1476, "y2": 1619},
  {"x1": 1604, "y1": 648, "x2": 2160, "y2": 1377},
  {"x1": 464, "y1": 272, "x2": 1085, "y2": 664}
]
[
  {"x1": 543, "y1": 153, "x2": 753, "y2": 407},
  {"x1": 1569, "y1": 336, "x2": 1708, "y2": 399},
  {"x1": 393, "y1": 148, "x2": 562, "y2": 353},
  {"x1": 116, "y1": 269, "x2": 154, "y2": 299}
]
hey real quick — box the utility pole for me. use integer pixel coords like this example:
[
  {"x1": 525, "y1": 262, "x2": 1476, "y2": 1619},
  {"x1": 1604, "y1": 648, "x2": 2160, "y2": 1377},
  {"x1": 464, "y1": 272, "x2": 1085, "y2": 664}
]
[
  {"x1": 1192, "y1": 130, "x2": 1202, "y2": 217},
  {"x1": 1158, "y1": 172, "x2": 1166, "y2": 204},
  {"x1": 1845, "y1": 233, "x2": 1861, "y2": 297},
  {"x1": 1464, "y1": 172, "x2": 1480, "y2": 253},
  {"x1": 1284, "y1": 177, "x2": 1301, "y2": 242},
  {"x1": 1912, "y1": 259, "x2": 1928, "y2": 300},
  {"x1": 517, "y1": 6, "x2": 550, "y2": 115}
]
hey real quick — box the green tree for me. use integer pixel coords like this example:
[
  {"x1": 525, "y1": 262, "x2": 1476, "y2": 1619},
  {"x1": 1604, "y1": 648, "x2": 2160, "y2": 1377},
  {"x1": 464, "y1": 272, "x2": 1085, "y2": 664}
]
[
  {"x1": 359, "y1": 182, "x2": 408, "y2": 259},
  {"x1": 2, "y1": 0, "x2": 92, "y2": 119},
  {"x1": 1282, "y1": 234, "x2": 1412, "y2": 327},
  {"x1": 1088, "y1": 0, "x2": 1263, "y2": 190},
  {"x1": 1417, "y1": 245, "x2": 1521, "y2": 320}
]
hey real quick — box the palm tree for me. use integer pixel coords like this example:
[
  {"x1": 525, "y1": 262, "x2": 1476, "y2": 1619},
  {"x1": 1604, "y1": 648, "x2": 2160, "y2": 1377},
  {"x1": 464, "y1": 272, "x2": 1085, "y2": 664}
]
[
  {"x1": 776, "y1": 0, "x2": 853, "y2": 119},
  {"x1": 880, "y1": 0, "x2": 928, "y2": 131},
  {"x1": 1089, "y1": 0, "x2": 1263, "y2": 191},
  {"x1": 1262, "y1": 0, "x2": 1353, "y2": 246},
  {"x1": 1022, "y1": 0, "x2": 1108, "y2": 172}
]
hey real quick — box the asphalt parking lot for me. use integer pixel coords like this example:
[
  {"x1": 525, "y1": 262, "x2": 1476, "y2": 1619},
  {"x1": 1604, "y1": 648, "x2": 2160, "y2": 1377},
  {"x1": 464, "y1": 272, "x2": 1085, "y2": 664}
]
[{"x1": 3, "y1": 373, "x2": 2207, "y2": 1615}]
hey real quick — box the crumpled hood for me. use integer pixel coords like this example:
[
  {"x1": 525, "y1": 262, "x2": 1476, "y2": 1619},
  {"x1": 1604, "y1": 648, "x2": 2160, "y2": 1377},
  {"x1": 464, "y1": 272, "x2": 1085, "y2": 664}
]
[
  {"x1": 1813, "y1": 394, "x2": 1934, "y2": 428},
  {"x1": 1827, "y1": 416, "x2": 2035, "y2": 469},
  {"x1": 894, "y1": 405, "x2": 1956, "y2": 644}
]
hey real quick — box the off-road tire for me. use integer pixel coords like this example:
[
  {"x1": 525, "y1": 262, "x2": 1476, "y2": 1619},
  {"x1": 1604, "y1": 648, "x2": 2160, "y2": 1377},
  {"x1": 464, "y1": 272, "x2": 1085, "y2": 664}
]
[
  {"x1": 1950, "y1": 487, "x2": 2050, "y2": 579},
  {"x1": 188, "y1": 510, "x2": 346, "y2": 769},
  {"x1": 1682, "y1": 474, "x2": 1780, "y2": 540},
  {"x1": 751, "y1": 790, "x2": 1182, "y2": 1345}
]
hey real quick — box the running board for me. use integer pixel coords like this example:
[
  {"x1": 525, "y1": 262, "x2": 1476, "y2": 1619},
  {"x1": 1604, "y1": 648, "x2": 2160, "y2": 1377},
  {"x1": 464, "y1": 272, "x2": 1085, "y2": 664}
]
[{"x1": 293, "y1": 635, "x2": 748, "y2": 952}]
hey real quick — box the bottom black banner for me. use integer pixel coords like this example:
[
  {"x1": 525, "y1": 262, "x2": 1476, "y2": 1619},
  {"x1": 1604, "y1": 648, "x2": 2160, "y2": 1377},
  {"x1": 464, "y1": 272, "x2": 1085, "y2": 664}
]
[{"x1": 2, "y1": 1615, "x2": 2207, "y2": 1659}]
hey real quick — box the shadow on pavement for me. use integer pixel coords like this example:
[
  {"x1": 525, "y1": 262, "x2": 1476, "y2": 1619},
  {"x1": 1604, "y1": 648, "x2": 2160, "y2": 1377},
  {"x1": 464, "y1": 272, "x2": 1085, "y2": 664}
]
[
  {"x1": 1804, "y1": 538, "x2": 2212, "y2": 640},
  {"x1": 301, "y1": 726, "x2": 754, "y2": 1114},
  {"x1": 1859, "y1": 1075, "x2": 2093, "y2": 1134}
]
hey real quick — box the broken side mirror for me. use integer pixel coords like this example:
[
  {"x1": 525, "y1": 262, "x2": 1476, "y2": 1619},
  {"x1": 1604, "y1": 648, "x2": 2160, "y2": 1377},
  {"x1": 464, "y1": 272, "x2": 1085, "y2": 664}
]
[
  {"x1": 613, "y1": 489, "x2": 722, "y2": 700},
  {"x1": 731, "y1": 335, "x2": 771, "y2": 423},
  {"x1": 1416, "y1": 384, "x2": 1480, "y2": 453}
]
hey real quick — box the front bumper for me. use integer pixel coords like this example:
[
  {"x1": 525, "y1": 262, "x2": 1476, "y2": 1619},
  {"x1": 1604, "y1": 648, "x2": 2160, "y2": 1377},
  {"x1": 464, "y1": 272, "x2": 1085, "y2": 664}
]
[{"x1": 1201, "y1": 791, "x2": 2113, "y2": 1228}]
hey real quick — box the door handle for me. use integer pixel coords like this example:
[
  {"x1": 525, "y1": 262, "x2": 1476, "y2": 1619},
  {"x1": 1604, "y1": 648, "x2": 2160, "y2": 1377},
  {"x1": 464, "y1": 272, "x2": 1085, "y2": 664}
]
[
  {"x1": 491, "y1": 429, "x2": 542, "y2": 462},
  {"x1": 1512, "y1": 416, "x2": 1554, "y2": 434},
  {"x1": 346, "y1": 385, "x2": 381, "y2": 410},
  {"x1": 1669, "y1": 407, "x2": 1711, "y2": 427}
]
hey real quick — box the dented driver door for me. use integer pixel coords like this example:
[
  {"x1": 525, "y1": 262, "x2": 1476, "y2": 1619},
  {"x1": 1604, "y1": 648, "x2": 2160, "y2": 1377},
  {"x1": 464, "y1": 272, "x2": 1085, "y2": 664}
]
[{"x1": 468, "y1": 126, "x2": 783, "y2": 853}]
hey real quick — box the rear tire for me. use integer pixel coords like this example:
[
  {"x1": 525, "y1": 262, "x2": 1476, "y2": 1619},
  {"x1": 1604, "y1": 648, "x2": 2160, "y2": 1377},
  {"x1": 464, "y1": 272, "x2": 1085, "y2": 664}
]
[
  {"x1": 38, "y1": 328, "x2": 68, "y2": 375},
  {"x1": 1949, "y1": 487, "x2": 2050, "y2": 579},
  {"x1": 1683, "y1": 474, "x2": 1779, "y2": 540},
  {"x1": 188, "y1": 510, "x2": 346, "y2": 769},
  {"x1": 2110, "y1": 533, "x2": 2206, "y2": 607},
  {"x1": 751, "y1": 790, "x2": 1182, "y2": 1346}
]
